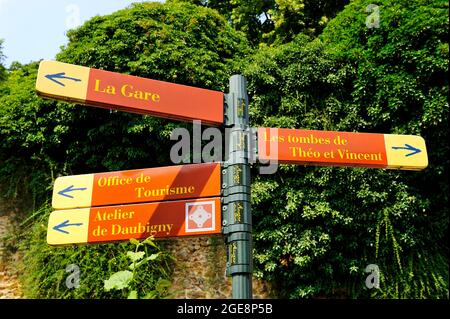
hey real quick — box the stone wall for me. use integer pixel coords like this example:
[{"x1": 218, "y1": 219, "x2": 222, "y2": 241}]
[
  {"x1": 163, "y1": 236, "x2": 273, "y2": 299},
  {"x1": 0, "y1": 210, "x2": 22, "y2": 299}
]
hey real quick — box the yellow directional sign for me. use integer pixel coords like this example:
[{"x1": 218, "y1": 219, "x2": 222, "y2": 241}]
[
  {"x1": 47, "y1": 198, "x2": 222, "y2": 245},
  {"x1": 36, "y1": 60, "x2": 224, "y2": 125},
  {"x1": 47, "y1": 208, "x2": 90, "y2": 245},
  {"x1": 53, "y1": 174, "x2": 94, "y2": 210},
  {"x1": 258, "y1": 128, "x2": 428, "y2": 171},
  {"x1": 384, "y1": 135, "x2": 428, "y2": 170},
  {"x1": 52, "y1": 163, "x2": 221, "y2": 210},
  {"x1": 36, "y1": 60, "x2": 89, "y2": 104}
]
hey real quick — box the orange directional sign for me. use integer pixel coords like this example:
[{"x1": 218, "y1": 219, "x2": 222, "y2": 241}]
[
  {"x1": 52, "y1": 163, "x2": 221, "y2": 210},
  {"x1": 258, "y1": 128, "x2": 428, "y2": 170},
  {"x1": 36, "y1": 60, "x2": 224, "y2": 125},
  {"x1": 47, "y1": 197, "x2": 221, "y2": 245}
]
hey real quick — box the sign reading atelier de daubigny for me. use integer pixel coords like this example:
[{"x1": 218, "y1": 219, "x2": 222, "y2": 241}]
[{"x1": 36, "y1": 60, "x2": 428, "y2": 298}]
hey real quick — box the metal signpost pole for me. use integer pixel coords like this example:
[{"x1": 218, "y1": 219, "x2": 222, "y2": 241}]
[{"x1": 223, "y1": 75, "x2": 252, "y2": 299}]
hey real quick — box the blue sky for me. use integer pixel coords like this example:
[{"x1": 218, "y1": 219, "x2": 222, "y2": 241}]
[{"x1": 0, "y1": 0, "x2": 163, "y2": 67}]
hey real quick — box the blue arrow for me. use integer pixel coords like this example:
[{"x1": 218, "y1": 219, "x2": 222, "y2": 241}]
[
  {"x1": 45, "y1": 72, "x2": 82, "y2": 87},
  {"x1": 58, "y1": 185, "x2": 87, "y2": 199},
  {"x1": 391, "y1": 143, "x2": 422, "y2": 157},
  {"x1": 53, "y1": 220, "x2": 83, "y2": 234}
]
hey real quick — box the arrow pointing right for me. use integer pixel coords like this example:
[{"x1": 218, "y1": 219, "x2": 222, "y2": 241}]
[{"x1": 391, "y1": 144, "x2": 422, "y2": 157}]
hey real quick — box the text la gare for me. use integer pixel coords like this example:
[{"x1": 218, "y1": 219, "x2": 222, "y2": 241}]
[{"x1": 94, "y1": 79, "x2": 161, "y2": 103}]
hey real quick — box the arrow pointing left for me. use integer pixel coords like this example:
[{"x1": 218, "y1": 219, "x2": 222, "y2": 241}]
[
  {"x1": 58, "y1": 185, "x2": 87, "y2": 199},
  {"x1": 53, "y1": 220, "x2": 83, "y2": 234},
  {"x1": 45, "y1": 72, "x2": 82, "y2": 87}
]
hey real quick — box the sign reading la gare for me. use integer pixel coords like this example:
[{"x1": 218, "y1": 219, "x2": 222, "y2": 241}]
[
  {"x1": 36, "y1": 60, "x2": 224, "y2": 125},
  {"x1": 92, "y1": 77, "x2": 161, "y2": 104}
]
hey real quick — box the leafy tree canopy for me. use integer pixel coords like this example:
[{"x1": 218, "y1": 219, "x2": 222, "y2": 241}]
[
  {"x1": 0, "y1": 39, "x2": 6, "y2": 81},
  {"x1": 170, "y1": 0, "x2": 349, "y2": 45}
]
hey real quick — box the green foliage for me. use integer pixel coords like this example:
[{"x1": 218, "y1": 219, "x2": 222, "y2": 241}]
[
  {"x1": 373, "y1": 247, "x2": 449, "y2": 298},
  {"x1": 103, "y1": 238, "x2": 172, "y2": 299},
  {"x1": 265, "y1": 0, "x2": 350, "y2": 44},
  {"x1": 0, "y1": 62, "x2": 59, "y2": 208},
  {"x1": 104, "y1": 271, "x2": 133, "y2": 291},
  {"x1": 17, "y1": 205, "x2": 172, "y2": 298},
  {"x1": 173, "y1": 0, "x2": 349, "y2": 45},
  {"x1": 245, "y1": 0, "x2": 448, "y2": 298},
  {"x1": 0, "y1": 39, "x2": 6, "y2": 81},
  {"x1": 227, "y1": 0, "x2": 275, "y2": 45}
]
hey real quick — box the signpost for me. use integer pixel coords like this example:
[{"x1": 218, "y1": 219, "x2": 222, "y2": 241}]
[
  {"x1": 222, "y1": 75, "x2": 252, "y2": 299},
  {"x1": 258, "y1": 127, "x2": 428, "y2": 170},
  {"x1": 37, "y1": 60, "x2": 429, "y2": 299},
  {"x1": 52, "y1": 163, "x2": 221, "y2": 209},
  {"x1": 47, "y1": 197, "x2": 221, "y2": 245},
  {"x1": 36, "y1": 60, "x2": 224, "y2": 125}
]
